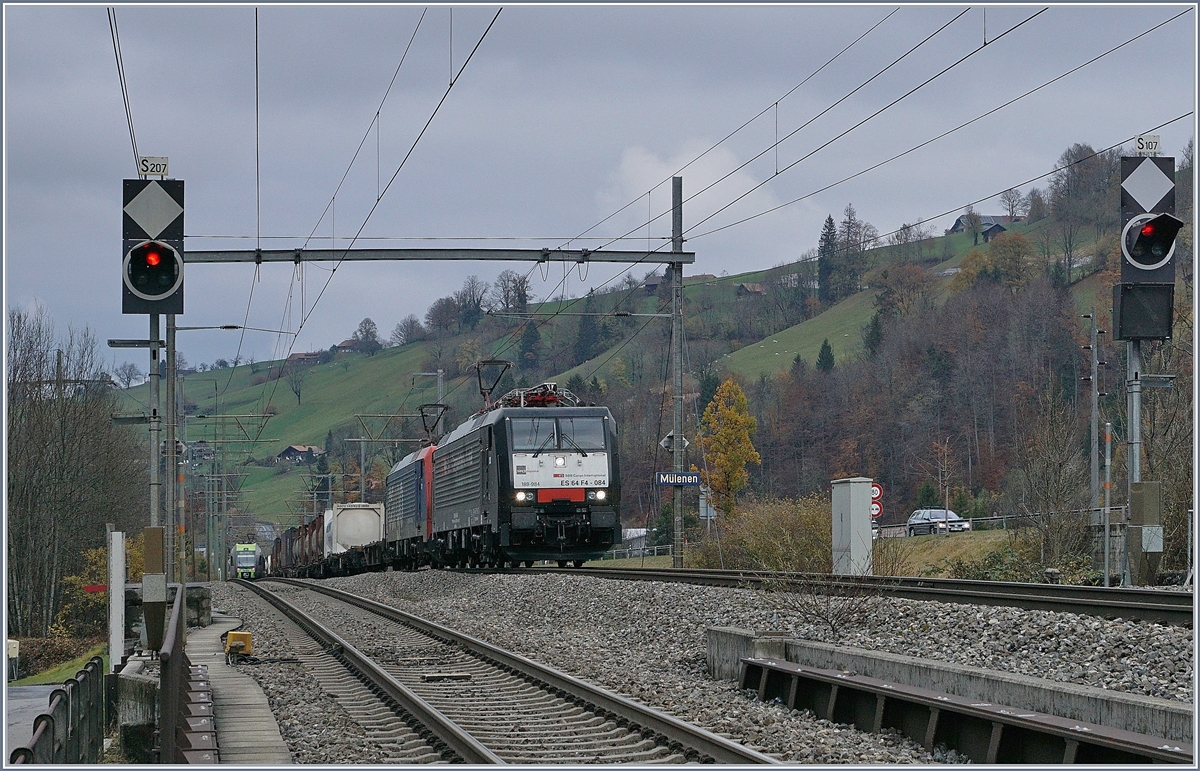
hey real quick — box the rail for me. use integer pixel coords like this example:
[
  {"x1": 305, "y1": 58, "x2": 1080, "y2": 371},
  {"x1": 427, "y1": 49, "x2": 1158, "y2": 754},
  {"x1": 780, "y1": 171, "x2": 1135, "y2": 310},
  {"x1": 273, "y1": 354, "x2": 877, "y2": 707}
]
[
  {"x1": 262, "y1": 578, "x2": 779, "y2": 764},
  {"x1": 8, "y1": 656, "x2": 105, "y2": 764},
  {"x1": 542, "y1": 567, "x2": 1193, "y2": 626},
  {"x1": 235, "y1": 579, "x2": 503, "y2": 763}
]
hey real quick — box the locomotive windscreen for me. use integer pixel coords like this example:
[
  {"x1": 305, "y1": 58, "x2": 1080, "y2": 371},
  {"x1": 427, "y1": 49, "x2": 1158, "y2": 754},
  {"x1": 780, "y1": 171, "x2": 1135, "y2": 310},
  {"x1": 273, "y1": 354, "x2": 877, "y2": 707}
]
[
  {"x1": 511, "y1": 417, "x2": 556, "y2": 452},
  {"x1": 557, "y1": 417, "x2": 606, "y2": 451},
  {"x1": 510, "y1": 416, "x2": 606, "y2": 452}
]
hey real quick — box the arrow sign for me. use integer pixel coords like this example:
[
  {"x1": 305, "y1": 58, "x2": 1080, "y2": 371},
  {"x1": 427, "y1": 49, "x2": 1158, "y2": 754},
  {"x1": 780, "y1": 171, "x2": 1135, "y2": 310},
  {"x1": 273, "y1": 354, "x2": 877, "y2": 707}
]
[
  {"x1": 870, "y1": 482, "x2": 883, "y2": 501},
  {"x1": 659, "y1": 431, "x2": 689, "y2": 452}
]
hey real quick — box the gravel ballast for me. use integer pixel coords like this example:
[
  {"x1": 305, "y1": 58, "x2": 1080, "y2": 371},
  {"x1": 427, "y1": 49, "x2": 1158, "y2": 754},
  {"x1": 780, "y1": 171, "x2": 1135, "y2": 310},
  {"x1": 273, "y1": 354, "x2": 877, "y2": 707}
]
[{"x1": 209, "y1": 572, "x2": 1192, "y2": 764}]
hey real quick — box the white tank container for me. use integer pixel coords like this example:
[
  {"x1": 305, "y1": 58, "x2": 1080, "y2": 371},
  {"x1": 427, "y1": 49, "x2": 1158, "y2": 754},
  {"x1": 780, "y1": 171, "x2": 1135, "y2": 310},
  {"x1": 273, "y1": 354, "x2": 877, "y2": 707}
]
[{"x1": 324, "y1": 503, "x2": 384, "y2": 558}]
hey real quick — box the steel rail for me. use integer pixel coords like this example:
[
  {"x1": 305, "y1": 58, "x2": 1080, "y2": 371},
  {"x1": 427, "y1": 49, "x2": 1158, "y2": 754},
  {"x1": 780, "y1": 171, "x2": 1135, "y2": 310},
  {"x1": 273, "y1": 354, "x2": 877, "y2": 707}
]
[
  {"x1": 528, "y1": 567, "x2": 1194, "y2": 626},
  {"x1": 268, "y1": 577, "x2": 780, "y2": 764},
  {"x1": 233, "y1": 579, "x2": 503, "y2": 764}
]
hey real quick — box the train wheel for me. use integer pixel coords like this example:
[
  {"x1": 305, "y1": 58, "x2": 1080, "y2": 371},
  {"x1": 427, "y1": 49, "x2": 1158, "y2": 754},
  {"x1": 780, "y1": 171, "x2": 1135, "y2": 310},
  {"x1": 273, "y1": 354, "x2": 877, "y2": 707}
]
[
  {"x1": 523, "y1": 560, "x2": 534, "y2": 568},
  {"x1": 557, "y1": 560, "x2": 568, "y2": 568},
  {"x1": 572, "y1": 560, "x2": 585, "y2": 568}
]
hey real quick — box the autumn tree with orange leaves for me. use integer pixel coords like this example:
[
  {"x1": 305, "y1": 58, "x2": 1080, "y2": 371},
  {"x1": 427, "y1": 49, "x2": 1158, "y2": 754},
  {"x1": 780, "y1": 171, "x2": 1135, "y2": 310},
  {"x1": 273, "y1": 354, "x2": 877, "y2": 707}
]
[{"x1": 695, "y1": 379, "x2": 761, "y2": 518}]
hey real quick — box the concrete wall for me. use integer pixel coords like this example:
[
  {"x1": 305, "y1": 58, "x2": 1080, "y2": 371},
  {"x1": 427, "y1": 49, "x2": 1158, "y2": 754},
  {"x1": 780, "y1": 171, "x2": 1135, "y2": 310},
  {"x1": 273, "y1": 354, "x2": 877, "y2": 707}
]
[
  {"x1": 116, "y1": 660, "x2": 159, "y2": 763},
  {"x1": 707, "y1": 627, "x2": 1192, "y2": 743}
]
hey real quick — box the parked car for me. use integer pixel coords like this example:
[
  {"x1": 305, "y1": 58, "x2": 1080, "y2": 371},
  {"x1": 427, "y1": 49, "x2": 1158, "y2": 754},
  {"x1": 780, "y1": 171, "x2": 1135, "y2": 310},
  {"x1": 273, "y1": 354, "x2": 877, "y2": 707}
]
[{"x1": 906, "y1": 509, "x2": 971, "y2": 536}]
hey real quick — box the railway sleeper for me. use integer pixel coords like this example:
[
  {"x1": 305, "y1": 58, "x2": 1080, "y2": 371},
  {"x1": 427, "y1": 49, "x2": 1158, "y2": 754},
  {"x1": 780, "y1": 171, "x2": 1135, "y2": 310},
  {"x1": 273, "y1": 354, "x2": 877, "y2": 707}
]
[{"x1": 740, "y1": 658, "x2": 1192, "y2": 764}]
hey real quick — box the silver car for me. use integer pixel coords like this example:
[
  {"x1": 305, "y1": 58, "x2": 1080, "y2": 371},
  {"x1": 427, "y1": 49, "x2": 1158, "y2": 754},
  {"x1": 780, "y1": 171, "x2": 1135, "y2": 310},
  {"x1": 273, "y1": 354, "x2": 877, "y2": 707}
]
[{"x1": 906, "y1": 509, "x2": 971, "y2": 536}]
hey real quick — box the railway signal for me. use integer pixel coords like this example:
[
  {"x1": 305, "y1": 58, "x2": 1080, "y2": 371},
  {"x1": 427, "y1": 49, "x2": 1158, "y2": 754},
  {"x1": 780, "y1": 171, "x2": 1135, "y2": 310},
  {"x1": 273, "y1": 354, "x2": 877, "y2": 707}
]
[
  {"x1": 123, "y1": 178, "x2": 184, "y2": 314},
  {"x1": 1114, "y1": 156, "x2": 1177, "y2": 341}
]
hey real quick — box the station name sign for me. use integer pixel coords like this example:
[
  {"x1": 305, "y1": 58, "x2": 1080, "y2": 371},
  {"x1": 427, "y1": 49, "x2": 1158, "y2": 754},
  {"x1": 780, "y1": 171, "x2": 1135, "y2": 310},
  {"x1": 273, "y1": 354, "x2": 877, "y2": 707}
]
[{"x1": 656, "y1": 472, "x2": 701, "y2": 486}]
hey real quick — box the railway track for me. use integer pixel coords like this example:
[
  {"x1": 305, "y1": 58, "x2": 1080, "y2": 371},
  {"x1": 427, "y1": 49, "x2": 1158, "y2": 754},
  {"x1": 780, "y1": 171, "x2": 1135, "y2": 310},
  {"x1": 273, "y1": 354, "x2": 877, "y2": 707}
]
[
  {"x1": 235, "y1": 578, "x2": 779, "y2": 764},
  {"x1": 526, "y1": 567, "x2": 1194, "y2": 626}
]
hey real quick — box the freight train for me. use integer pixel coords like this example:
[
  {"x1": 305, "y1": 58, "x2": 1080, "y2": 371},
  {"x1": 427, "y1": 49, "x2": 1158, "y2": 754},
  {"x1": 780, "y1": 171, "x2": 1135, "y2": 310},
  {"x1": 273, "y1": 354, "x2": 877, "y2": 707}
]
[{"x1": 269, "y1": 382, "x2": 621, "y2": 577}]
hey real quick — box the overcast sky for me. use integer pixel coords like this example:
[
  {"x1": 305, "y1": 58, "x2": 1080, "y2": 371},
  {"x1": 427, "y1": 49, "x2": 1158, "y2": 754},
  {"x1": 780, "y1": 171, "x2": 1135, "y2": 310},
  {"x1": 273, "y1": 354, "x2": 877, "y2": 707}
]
[{"x1": 4, "y1": 3, "x2": 1196, "y2": 370}]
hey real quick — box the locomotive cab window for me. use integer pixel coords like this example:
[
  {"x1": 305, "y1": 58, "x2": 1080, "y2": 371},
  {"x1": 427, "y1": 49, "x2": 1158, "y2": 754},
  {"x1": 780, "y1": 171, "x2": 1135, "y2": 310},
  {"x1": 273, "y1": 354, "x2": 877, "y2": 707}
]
[
  {"x1": 510, "y1": 417, "x2": 606, "y2": 453},
  {"x1": 557, "y1": 417, "x2": 606, "y2": 451},
  {"x1": 511, "y1": 417, "x2": 556, "y2": 452}
]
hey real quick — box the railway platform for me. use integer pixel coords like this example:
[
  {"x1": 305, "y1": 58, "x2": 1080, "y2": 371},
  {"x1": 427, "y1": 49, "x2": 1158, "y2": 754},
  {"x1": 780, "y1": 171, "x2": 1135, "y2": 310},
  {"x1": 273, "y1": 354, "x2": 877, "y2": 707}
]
[{"x1": 188, "y1": 613, "x2": 292, "y2": 764}]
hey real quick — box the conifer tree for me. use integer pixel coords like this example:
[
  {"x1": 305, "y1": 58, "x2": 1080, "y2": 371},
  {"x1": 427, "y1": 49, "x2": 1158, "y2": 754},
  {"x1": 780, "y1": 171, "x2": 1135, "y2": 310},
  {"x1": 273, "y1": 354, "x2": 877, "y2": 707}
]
[
  {"x1": 816, "y1": 339, "x2": 835, "y2": 372},
  {"x1": 817, "y1": 215, "x2": 838, "y2": 305}
]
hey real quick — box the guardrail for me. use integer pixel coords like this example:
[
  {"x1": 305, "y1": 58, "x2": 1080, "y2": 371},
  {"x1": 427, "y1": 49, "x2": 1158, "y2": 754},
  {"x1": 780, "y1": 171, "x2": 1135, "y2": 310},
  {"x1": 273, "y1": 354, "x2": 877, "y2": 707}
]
[
  {"x1": 8, "y1": 656, "x2": 105, "y2": 764},
  {"x1": 158, "y1": 584, "x2": 217, "y2": 763}
]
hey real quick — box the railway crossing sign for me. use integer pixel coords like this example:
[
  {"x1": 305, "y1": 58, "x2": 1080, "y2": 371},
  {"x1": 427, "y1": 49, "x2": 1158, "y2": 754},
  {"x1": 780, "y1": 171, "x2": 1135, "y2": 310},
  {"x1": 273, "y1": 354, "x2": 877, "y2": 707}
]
[{"x1": 123, "y1": 179, "x2": 184, "y2": 314}]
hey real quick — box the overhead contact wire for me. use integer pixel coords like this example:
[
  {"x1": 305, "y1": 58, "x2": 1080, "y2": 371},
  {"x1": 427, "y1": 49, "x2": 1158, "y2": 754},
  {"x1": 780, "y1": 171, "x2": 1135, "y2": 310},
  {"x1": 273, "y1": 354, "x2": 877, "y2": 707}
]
[
  {"x1": 560, "y1": 6, "x2": 900, "y2": 249},
  {"x1": 688, "y1": 8, "x2": 1193, "y2": 239}
]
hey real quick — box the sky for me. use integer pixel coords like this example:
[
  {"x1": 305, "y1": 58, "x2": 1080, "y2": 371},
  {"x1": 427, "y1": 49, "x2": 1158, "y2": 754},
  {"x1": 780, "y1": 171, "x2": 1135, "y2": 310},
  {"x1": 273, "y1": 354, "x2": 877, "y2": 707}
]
[{"x1": 4, "y1": 3, "x2": 1197, "y2": 372}]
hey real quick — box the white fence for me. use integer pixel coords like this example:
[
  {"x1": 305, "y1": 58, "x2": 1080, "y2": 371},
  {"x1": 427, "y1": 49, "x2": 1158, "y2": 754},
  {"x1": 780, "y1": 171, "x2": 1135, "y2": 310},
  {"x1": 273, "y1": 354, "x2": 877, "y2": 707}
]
[{"x1": 601, "y1": 544, "x2": 675, "y2": 560}]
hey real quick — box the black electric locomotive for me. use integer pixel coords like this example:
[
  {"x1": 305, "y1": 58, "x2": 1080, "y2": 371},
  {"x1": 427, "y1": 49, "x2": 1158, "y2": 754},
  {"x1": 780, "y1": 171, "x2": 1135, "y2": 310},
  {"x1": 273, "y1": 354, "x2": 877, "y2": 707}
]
[{"x1": 383, "y1": 382, "x2": 621, "y2": 568}]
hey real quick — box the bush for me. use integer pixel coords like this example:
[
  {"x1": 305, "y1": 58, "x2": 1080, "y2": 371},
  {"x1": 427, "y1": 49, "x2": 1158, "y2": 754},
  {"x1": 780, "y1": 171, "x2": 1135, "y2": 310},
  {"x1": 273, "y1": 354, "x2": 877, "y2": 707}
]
[{"x1": 693, "y1": 496, "x2": 831, "y2": 572}]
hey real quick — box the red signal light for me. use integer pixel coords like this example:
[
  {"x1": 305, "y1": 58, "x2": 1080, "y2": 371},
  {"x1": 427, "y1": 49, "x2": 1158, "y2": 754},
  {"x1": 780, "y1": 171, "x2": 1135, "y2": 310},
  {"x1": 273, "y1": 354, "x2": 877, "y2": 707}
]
[
  {"x1": 1141, "y1": 225, "x2": 1155, "y2": 237},
  {"x1": 145, "y1": 251, "x2": 161, "y2": 266}
]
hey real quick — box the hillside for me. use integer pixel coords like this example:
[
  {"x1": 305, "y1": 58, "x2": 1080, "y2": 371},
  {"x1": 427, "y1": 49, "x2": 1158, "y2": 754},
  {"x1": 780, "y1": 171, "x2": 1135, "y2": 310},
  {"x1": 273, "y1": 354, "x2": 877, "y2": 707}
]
[{"x1": 116, "y1": 214, "x2": 1127, "y2": 525}]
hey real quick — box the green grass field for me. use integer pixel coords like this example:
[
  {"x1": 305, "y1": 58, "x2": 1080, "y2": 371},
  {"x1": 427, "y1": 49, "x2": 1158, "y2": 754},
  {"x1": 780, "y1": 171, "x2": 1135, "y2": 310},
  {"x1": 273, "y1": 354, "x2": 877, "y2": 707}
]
[
  {"x1": 718, "y1": 288, "x2": 878, "y2": 379},
  {"x1": 11, "y1": 643, "x2": 107, "y2": 686}
]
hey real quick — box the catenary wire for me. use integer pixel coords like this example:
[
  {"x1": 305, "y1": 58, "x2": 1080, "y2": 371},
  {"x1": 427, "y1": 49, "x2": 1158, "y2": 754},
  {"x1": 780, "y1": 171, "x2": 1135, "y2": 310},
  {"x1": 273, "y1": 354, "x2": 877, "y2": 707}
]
[
  {"x1": 683, "y1": 7, "x2": 1191, "y2": 239},
  {"x1": 694, "y1": 112, "x2": 1194, "y2": 246},
  {"x1": 256, "y1": 9, "x2": 503, "y2": 431},
  {"x1": 682, "y1": 7, "x2": 1051, "y2": 240},
  {"x1": 593, "y1": 6, "x2": 977, "y2": 253},
  {"x1": 629, "y1": 7, "x2": 1051, "y2": 253},
  {"x1": 107, "y1": 8, "x2": 139, "y2": 175},
  {"x1": 559, "y1": 6, "x2": 901, "y2": 250}
]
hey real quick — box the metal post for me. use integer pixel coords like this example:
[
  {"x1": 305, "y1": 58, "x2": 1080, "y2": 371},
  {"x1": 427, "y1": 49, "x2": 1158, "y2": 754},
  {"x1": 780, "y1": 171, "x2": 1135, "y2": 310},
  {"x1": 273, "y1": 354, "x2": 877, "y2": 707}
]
[
  {"x1": 165, "y1": 315, "x2": 176, "y2": 583},
  {"x1": 360, "y1": 438, "x2": 367, "y2": 501},
  {"x1": 1125, "y1": 339, "x2": 1142, "y2": 587},
  {"x1": 149, "y1": 314, "x2": 161, "y2": 527},
  {"x1": 1087, "y1": 310, "x2": 1100, "y2": 517},
  {"x1": 672, "y1": 176, "x2": 685, "y2": 569},
  {"x1": 1127, "y1": 339, "x2": 1143, "y2": 491},
  {"x1": 1104, "y1": 422, "x2": 1112, "y2": 587}
]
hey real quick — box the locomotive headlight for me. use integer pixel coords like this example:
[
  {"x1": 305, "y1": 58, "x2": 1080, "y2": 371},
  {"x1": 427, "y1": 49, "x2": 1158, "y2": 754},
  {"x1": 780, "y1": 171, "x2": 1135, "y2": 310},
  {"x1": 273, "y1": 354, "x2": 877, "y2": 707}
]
[
  {"x1": 587, "y1": 491, "x2": 596, "y2": 501},
  {"x1": 554, "y1": 456, "x2": 566, "y2": 467},
  {"x1": 595, "y1": 489, "x2": 606, "y2": 501},
  {"x1": 515, "y1": 491, "x2": 529, "y2": 502}
]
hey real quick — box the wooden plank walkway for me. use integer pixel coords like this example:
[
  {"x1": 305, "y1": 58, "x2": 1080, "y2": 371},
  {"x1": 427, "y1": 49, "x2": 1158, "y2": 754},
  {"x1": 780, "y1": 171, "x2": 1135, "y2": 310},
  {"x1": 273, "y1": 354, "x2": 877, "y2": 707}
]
[{"x1": 189, "y1": 614, "x2": 292, "y2": 764}]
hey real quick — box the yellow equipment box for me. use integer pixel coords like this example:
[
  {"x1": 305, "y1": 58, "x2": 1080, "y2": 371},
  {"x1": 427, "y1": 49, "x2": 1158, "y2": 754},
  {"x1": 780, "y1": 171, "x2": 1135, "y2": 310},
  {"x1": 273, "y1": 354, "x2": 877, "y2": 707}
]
[{"x1": 224, "y1": 631, "x2": 253, "y2": 655}]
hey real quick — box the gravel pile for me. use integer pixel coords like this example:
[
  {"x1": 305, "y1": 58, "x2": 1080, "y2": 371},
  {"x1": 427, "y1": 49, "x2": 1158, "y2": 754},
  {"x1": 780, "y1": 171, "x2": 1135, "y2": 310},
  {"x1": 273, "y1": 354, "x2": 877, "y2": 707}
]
[{"x1": 210, "y1": 572, "x2": 1192, "y2": 764}]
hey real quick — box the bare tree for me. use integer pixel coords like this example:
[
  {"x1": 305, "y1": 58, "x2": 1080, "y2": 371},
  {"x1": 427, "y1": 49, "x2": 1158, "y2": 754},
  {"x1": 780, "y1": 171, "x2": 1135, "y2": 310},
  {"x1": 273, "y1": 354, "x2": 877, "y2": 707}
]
[
  {"x1": 999, "y1": 188, "x2": 1027, "y2": 221},
  {"x1": 390, "y1": 314, "x2": 425, "y2": 346},
  {"x1": 115, "y1": 361, "x2": 142, "y2": 389},
  {"x1": 489, "y1": 269, "x2": 533, "y2": 319},
  {"x1": 285, "y1": 361, "x2": 306, "y2": 405},
  {"x1": 962, "y1": 205, "x2": 983, "y2": 246},
  {"x1": 454, "y1": 275, "x2": 490, "y2": 330},
  {"x1": 7, "y1": 306, "x2": 147, "y2": 637}
]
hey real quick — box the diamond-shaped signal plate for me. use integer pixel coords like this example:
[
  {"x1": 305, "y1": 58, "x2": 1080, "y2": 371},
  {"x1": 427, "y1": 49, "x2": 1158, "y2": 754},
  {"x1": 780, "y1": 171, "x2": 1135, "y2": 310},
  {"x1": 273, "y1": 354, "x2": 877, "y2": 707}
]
[
  {"x1": 124, "y1": 182, "x2": 183, "y2": 239},
  {"x1": 1121, "y1": 158, "x2": 1174, "y2": 213}
]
